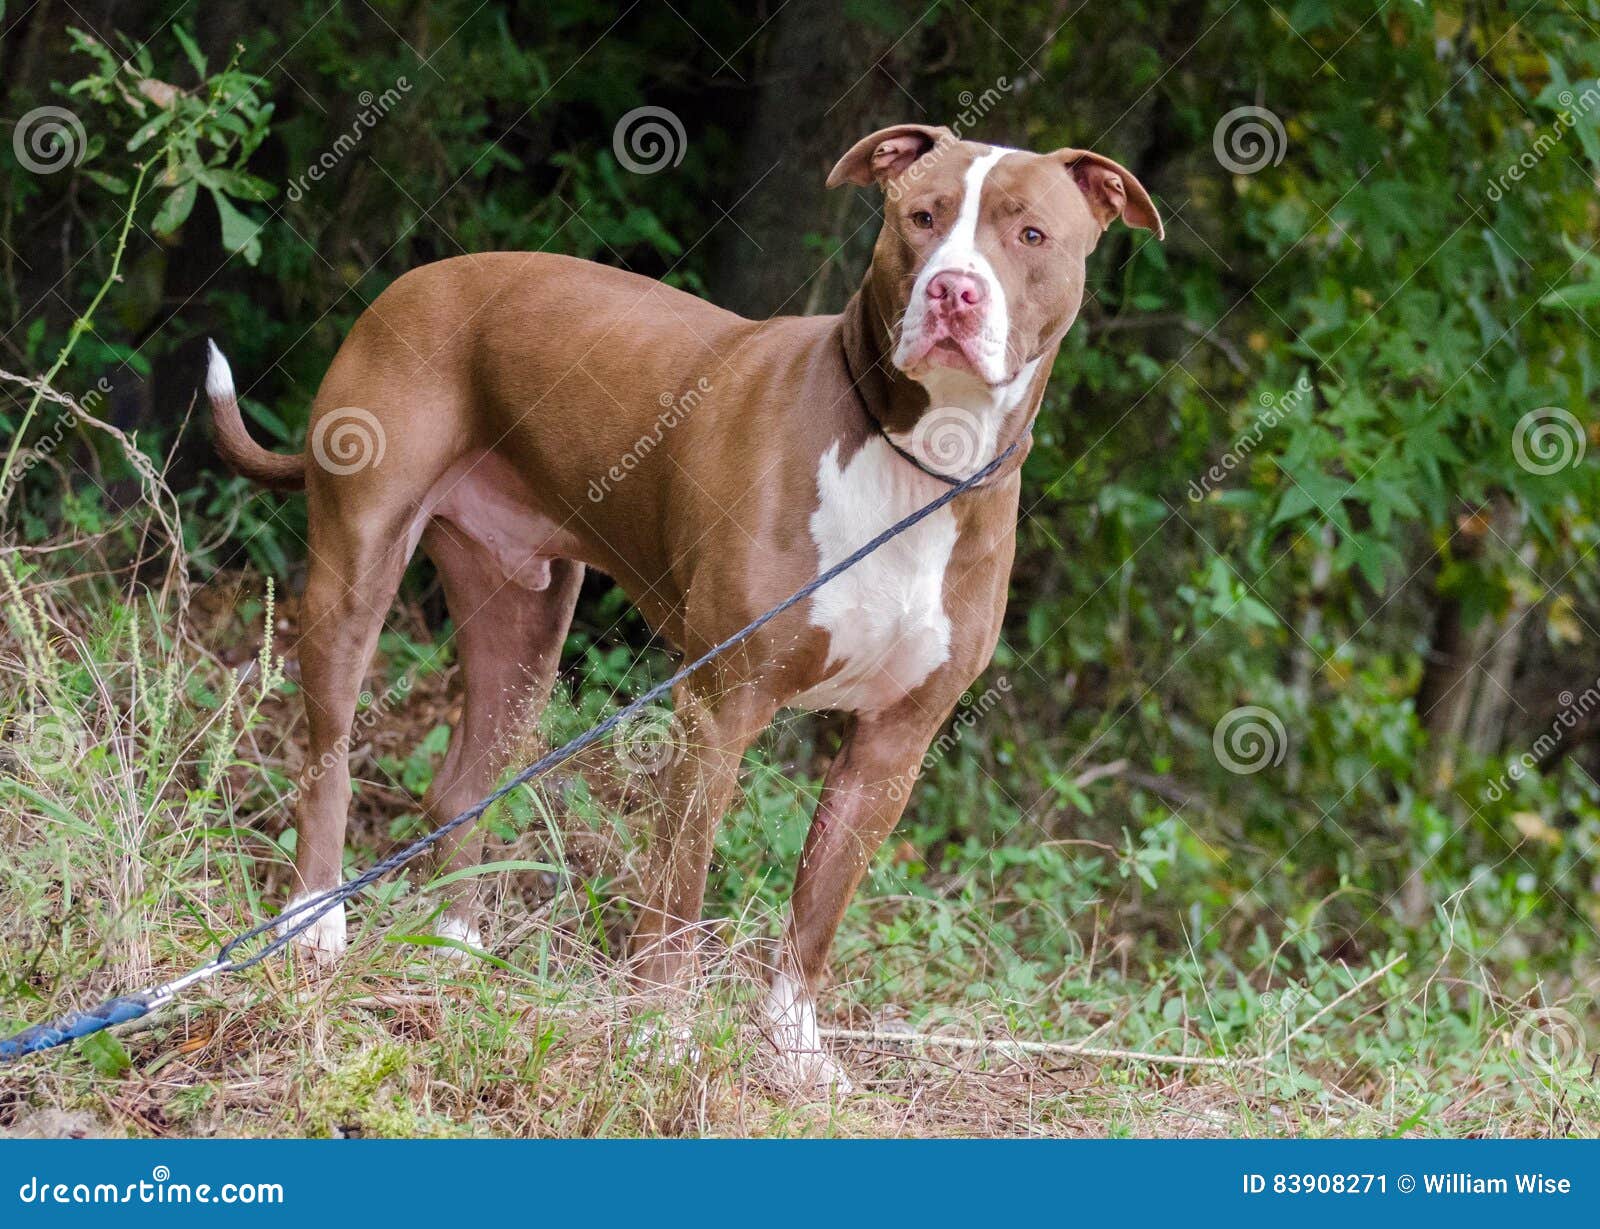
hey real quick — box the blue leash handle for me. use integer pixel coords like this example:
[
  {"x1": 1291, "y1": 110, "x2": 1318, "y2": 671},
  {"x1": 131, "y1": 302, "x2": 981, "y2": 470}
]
[
  {"x1": 0, "y1": 438, "x2": 1020, "y2": 1064},
  {"x1": 0, "y1": 994, "x2": 155, "y2": 1060}
]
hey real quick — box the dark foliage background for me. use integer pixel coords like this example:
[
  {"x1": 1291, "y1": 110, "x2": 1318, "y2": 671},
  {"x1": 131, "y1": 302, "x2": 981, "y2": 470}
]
[{"x1": 5, "y1": 0, "x2": 1600, "y2": 1007}]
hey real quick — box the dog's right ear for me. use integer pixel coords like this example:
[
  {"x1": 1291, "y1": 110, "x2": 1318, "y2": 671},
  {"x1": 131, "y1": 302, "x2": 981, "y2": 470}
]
[{"x1": 827, "y1": 124, "x2": 952, "y2": 189}]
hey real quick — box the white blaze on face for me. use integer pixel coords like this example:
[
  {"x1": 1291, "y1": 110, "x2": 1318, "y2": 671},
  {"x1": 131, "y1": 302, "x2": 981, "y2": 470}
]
[{"x1": 894, "y1": 146, "x2": 1014, "y2": 385}]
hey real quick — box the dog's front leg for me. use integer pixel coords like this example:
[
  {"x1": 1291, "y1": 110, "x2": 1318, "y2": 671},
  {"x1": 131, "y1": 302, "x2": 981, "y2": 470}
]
[{"x1": 768, "y1": 706, "x2": 946, "y2": 1091}]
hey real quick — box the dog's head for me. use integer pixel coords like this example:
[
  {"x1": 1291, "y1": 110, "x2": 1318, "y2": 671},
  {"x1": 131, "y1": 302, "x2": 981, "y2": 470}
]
[{"x1": 829, "y1": 124, "x2": 1162, "y2": 391}]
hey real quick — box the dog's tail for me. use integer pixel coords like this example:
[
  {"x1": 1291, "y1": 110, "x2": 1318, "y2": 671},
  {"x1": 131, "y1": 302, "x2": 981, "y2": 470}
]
[{"x1": 203, "y1": 340, "x2": 306, "y2": 491}]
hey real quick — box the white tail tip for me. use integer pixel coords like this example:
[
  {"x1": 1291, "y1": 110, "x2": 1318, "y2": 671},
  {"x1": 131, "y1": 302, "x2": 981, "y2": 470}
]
[{"x1": 204, "y1": 339, "x2": 235, "y2": 401}]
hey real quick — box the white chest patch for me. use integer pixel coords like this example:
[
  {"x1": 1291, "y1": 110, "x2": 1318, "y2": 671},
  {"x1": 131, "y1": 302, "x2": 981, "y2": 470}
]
[{"x1": 791, "y1": 438, "x2": 956, "y2": 713}]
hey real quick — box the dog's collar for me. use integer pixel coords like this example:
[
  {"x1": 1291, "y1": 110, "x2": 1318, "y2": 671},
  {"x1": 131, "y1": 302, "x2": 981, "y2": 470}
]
[
  {"x1": 842, "y1": 341, "x2": 1033, "y2": 488},
  {"x1": 872, "y1": 421, "x2": 984, "y2": 486}
]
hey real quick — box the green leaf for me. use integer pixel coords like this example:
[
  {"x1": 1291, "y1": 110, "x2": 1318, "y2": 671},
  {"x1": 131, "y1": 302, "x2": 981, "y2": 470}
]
[
  {"x1": 242, "y1": 397, "x2": 292, "y2": 444},
  {"x1": 1237, "y1": 595, "x2": 1281, "y2": 629},
  {"x1": 172, "y1": 24, "x2": 207, "y2": 77},
  {"x1": 1055, "y1": 779, "x2": 1094, "y2": 815},
  {"x1": 81, "y1": 1030, "x2": 131, "y2": 1077},
  {"x1": 388, "y1": 932, "x2": 532, "y2": 975},
  {"x1": 82, "y1": 169, "x2": 129, "y2": 196},
  {"x1": 209, "y1": 188, "x2": 263, "y2": 265},
  {"x1": 1272, "y1": 482, "x2": 1319, "y2": 525},
  {"x1": 125, "y1": 108, "x2": 176, "y2": 153},
  {"x1": 428, "y1": 859, "x2": 559, "y2": 890},
  {"x1": 1539, "y1": 280, "x2": 1600, "y2": 310},
  {"x1": 206, "y1": 168, "x2": 277, "y2": 202},
  {"x1": 150, "y1": 181, "x2": 197, "y2": 235}
]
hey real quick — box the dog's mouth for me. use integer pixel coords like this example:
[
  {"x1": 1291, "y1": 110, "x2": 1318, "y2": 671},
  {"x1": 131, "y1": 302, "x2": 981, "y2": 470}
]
[
  {"x1": 897, "y1": 331, "x2": 1017, "y2": 387},
  {"x1": 898, "y1": 325, "x2": 987, "y2": 378},
  {"x1": 919, "y1": 336, "x2": 979, "y2": 370}
]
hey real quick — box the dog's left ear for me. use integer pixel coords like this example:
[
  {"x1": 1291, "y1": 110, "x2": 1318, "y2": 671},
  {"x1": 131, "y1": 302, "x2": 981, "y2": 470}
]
[
  {"x1": 1060, "y1": 149, "x2": 1164, "y2": 240},
  {"x1": 827, "y1": 124, "x2": 953, "y2": 189}
]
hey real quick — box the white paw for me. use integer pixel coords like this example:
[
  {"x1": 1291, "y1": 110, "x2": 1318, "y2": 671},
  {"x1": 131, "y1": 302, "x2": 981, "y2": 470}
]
[
  {"x1": 433, "y1": 915, "x2": 484, "y2": 961},
  {"x1": 786, "y1": 1049, "x2": 856, "y2": 1094},
  {"x1": 763, "y1": 972, "x2": 855, "y2": 1095},
  {"x1": 279, "y1": 893, "x2": 346, "y2": 963}
]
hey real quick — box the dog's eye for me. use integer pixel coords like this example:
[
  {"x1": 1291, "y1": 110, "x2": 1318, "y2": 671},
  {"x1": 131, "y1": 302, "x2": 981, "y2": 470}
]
[
  {"x1": 1020, "y1": 226, "x2": 1046, "y2": 247},
  {"x1": 910, "y1": 210, "x2": 934, "y2": 230}
]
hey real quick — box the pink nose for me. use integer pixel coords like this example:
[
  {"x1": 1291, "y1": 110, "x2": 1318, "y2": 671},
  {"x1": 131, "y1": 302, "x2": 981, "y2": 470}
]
[{"x1": 926, "y1": 270, "x2": 987, "y2": 310}]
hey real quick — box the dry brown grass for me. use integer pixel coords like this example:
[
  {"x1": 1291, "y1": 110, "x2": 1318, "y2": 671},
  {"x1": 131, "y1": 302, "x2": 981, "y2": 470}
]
[{"x1": 3, "y1": 376, "x2": 1597, "y2": 1139}]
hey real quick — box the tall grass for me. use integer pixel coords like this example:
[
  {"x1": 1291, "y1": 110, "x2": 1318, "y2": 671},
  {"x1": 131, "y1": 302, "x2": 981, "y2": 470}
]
[
  {"x1": 1, "y1": 468, "x2": 1596, "y2": 1136},
  {"x1": 0, "y1": 246, "x2": 1593, "y2": 1136}
]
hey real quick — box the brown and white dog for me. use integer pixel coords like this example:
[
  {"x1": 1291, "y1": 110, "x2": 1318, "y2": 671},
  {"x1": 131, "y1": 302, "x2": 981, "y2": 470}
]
[{"x1": 205, "y1": 123, "x2": 1160, "y2": 1089}]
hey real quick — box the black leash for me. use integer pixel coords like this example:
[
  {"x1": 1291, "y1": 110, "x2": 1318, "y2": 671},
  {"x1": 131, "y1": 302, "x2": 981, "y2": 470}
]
[
  {"x1": 874, "y1": 427, "x2": 978, "y2": 486},
  {"x1": 0, "y1": 436, "x2": 1021, "y2": 1063},
  {"x1": 840, "y1": 334, "x2": 1031, "y2": 488}
]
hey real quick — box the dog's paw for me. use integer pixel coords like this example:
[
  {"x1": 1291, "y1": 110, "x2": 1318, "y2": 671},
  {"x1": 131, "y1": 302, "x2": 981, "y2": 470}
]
[
  {"x1": 775, "y1": 1046, "x2": 856, "y2": 1095},
  {"x1": 278, "y1": 894, "x2": 346, "y2": 964},
  {"x1": 763, "y1": 972, "x2": 855, "y2": 1096},
  {"x1": 432, "y1": 914, "x2": 484, "y2": 962}
]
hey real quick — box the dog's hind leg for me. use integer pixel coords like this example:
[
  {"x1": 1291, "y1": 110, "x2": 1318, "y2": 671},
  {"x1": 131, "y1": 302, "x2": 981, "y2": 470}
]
[
  {"x1": 288, "y1": 501, "x2": 416, "y2": 962},
  {"x1": 418, "y1": 520, "x2": 584, "y2": 950},
  {"x1": 629, "y1": 678, "x2": 779, "y2": 992}
]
